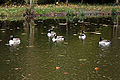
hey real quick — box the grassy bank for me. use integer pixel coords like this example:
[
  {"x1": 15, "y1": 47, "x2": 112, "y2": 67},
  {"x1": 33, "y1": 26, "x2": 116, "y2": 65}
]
[
  {"x1": 0, "y1": 4, "x2": 120, "y2": 17},
  {"x1": 0, "y1": 5, "x2": 26, "y2": 17}
]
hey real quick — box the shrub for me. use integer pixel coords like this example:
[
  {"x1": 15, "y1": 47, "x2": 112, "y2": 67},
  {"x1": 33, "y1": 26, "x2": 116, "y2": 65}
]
[{"x1": 111, "y1": 8, "x2": 117, "y2": 15}]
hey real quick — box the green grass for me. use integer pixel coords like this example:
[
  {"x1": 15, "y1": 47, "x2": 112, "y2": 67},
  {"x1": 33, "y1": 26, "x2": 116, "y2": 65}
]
[
  {"x1": 34, "y1": 5, "x2": 75, "y2": 15},
  {"x1": 0, "y1": 6, "x2": 26, "y2": 17},
  {"x1": 0, "y1": 4, "x2": 120, "y2": 18}
]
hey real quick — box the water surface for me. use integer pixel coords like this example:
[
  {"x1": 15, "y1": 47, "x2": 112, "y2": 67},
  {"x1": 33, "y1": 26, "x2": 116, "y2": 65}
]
[{"x1": 0, "y1": 17, "x2": 120, "y2": 80}]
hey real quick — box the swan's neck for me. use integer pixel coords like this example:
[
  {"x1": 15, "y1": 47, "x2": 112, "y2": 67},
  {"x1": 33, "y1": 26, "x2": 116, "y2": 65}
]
[{"x1": 100, "y1": 37, "x2": 102, "y2": 41}]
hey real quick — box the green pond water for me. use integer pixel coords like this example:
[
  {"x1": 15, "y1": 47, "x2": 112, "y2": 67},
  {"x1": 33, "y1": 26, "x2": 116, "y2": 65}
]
[{"x1": 0, "y1": 17, "x2": 120, "y2": 80}]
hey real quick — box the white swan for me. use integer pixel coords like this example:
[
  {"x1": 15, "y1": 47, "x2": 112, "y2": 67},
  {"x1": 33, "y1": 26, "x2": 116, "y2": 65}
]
[
  {"x1": 9, "y1": 35, "x2": 20, "y2": 46},
  {"x1": 47, "y1": 30, "x2": 56, "y2": 37},
  {"x1": 99, "y1": 37, "x2": 111, "y2": 47},
  {"x1": 79, "y1": 30, "x2": 86, "y2": 40},
  {"x1": 52, "y1": 34, "x2": 64, "y2": 42}
]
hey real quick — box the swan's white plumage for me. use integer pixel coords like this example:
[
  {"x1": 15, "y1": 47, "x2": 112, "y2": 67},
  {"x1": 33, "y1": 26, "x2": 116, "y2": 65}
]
[{"x1": 9, "y1": 38, "x2": 20, "y2": 46}]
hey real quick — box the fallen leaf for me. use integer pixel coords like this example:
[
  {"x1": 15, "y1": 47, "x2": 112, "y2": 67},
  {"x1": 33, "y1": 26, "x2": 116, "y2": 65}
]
[
  {"x1": 95, "y1": 67, "x2": 99, "y2": 71},
  {"x1": 45, "y1": 52, "x2": 48, "y2": 53},
  {"x1": 26, "y1": 45, "x2": 34, "y2": 48},
  {"x1": 49, "y1": 60, "x2": 55, "y2": 62},
  {"x1": 56, "y1": 67, "x2": 60, "y2": 70},
  {"x1": 28, "y1": 74, "x2": 31, "y2": 76},
  {"x1": 73, "y1": 34, "x2": 77, "y2": 36},
  {"x1": 0, "y1": 29, "x2": 6, "y2": 31},
  {"x1": 64, "y1": 72, "x2": 69, "y2": 74},
  {"x1": 14, "y1": 68, "x2": 22, "y2": 70},
  {"x1": 10, "y1": 29, "x2": 13, "y2": 30},
  {"x1": 59, "y1": 23, "x2": 67, "y2": 25},
  {"x1": 17, "y1": 27, "x2": 20, "y2": 29},
  {"x1": 75, "y1": 23, "x2": 77, "y2": 25},
  {"x1": 118, "y1": 37, "x2": 120, "y2": 39},
  {"x1": 21, "y1": 33, "x2": 26, "y2": 35},
  {"x1": 78, "y1": 59, "x2": 87, "y2": 61},
  {"x1": 2, "y1": 31, "x2": 5, "y2": 33},
  {"x1": 5, "y1": 44, "x2": 9, "y2": 46},
  {"x1": 58, "y1": 54, "x2": 65, "y2": 57},
  {"x1": 64, "y1": 42, "x2": 68, "y2": 45}
]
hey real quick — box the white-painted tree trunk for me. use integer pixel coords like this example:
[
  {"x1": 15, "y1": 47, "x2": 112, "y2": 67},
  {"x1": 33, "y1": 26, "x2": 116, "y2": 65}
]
[
  {"x1": 66, "y1": 0, "x2": 68, "y2": 6},
  {"x1": 116, "y1": 0, "x2": 119, "y2": 4},
  {"x1": 30, "y1": 0, "x2": 32, "y2": 8}
]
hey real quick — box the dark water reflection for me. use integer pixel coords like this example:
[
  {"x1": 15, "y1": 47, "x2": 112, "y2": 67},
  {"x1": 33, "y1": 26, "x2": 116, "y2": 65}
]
[{"x1": 0, "y1": 17, "x2": 120, "y2": 80}]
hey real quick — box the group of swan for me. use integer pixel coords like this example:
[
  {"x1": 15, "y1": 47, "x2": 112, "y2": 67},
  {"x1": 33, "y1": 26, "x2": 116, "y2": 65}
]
[
  {"x1": 47, "y1": 30, "x2": 111, "y2": 47},
  {"x1": 47, "y1": 29, "x2": 64, "y2": 42},
  {"x1": 9, "y1": 30, "x2": 111, "y2": 47}
]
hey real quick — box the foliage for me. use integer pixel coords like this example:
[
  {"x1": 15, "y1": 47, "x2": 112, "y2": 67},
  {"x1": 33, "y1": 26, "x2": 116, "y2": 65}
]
[
  {"x1": 24, "y1": 0, "x2": 29, "y2": 4},
  {"x1": 3, "y1": 0, "x2": 25, "y2": 5},
  {"x1": 33, "y1": 0, "x2": 38, "y2": 4},
  {"x1": 78, "y1": 9, "x2": 85, "y2": 20},
  {"x1": 24, "y1": 0, "x2": 38, "y2": 4},
  {"x1": 37, "y1": 0, "x2": 55, "y2": 4},
  {"x1": 0, "y1": 0, "x2": 117, "y2": 5},
  {"x1": 66, "y1": 9, "x2": 76, "y2": 22},
  {"x1": 0, "y1": 4, "x2": 120, "y2": 18},
  {"x1": 66, "y1": 9, "x2": 75, "y2": 17},
  {"x1": 79, "y1": 10, "x2": 85, "y2": 16},
  {"x1": 111, "y1": 8, "x2": 117, "y2": 15},
  {"x1": 111, "y1": 8, "x2": 117, "y2": 22},
  {"x1": 0, "y1": 6, "x2": 26, "y2": 17}
]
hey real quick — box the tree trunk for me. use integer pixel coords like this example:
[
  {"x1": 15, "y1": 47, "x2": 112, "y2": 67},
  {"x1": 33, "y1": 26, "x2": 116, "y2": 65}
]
[
  {"x1": 29, "y1": 20, "x2": 35, "y2": 46},
  {"x1": 58, "y1": 0, "x2": 60, "y2": 3},
  {"x1": 116, "y1": 0, "x2": 119, "y2": 4},
  {"x1": 30, "y1": 0, "x2": 32, "y2": 8},
  {"x1": 81, "y1": 0, "x2": 83, "y2": 4},
  {"x1": 66, "y1": 0, "x2": 68, "y2": 6}
]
